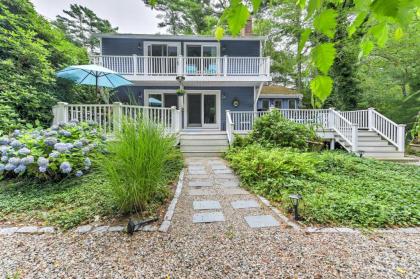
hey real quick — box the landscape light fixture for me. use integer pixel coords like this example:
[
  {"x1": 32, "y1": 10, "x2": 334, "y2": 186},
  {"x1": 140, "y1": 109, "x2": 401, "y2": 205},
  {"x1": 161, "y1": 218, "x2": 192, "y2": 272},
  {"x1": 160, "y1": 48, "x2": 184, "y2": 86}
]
[
  {"x1": 127, "y1": 217, "x2": 157, "y2": 235},
  {"x1": 289, "y1": 194, "x2": 302, "y2": 221},
  {"x1": 358, "y1": 151, "x2": 365, "y2": 158}
]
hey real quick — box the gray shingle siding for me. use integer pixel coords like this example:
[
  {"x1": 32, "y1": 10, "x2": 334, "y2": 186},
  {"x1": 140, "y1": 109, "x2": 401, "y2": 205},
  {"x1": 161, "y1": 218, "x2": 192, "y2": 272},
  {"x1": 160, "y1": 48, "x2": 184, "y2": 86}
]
[{"x1": 102, "y1": 38, "x2": 260, "y2": 57}]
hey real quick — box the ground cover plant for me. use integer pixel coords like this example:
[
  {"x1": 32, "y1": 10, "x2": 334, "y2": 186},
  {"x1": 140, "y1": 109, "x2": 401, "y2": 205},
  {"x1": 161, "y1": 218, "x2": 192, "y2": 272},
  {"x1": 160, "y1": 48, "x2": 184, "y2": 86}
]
[
  {"x1": 101, "y1": 118, "x2": 183, "y2": 214},
  {"x1": 226, "y1": 145, "x2": 420, "y2": 228},
  {"x1": 0, "y1": 172, "x2": 117, "y2": 230}
]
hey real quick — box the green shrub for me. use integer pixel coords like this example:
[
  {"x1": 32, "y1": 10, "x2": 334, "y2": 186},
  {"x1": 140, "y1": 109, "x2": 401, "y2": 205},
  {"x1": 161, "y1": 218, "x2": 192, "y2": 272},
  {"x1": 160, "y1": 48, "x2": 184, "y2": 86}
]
[
  {"x1": 226, "y1": 145, "x2": 420, "y2": 228},
  {"x1": 246, "y1": 110, "x2": 319, "y2": 150},
  {"x1": 0, "y1": 121, "x2": 105, "y2": 180},
  {"x1": 101, "y1": 118, "x2": 183, "y2": 214}
]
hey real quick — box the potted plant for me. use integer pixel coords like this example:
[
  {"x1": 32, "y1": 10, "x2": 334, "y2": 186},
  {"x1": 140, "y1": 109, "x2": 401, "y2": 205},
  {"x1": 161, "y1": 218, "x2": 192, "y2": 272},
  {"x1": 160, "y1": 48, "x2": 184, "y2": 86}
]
[{"x1": 176, "y1": 89, "x2": 186, "y2": 96}]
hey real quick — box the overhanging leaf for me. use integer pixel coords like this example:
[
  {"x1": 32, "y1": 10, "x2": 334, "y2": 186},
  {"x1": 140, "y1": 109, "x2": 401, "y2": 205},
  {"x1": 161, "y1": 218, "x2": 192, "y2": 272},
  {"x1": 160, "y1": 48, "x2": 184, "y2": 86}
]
[
  {"x1": 348, "y1": 12, "x2": 368, "y2": 37},
  {"x1": 311, "y1": 43, "x2": 336, "y2": 75},
  {"x1": 215, "y1": 26, "x2": 225, "y2": 41},
  {"x1": 298, "y1": 28, "x2": 311, "y2": 53},
  {"x1": 371, "y1": 0, "x2": 399, "y2": 18},
  {"x1": 359, "y1": 39, "x2": 374, "y2": 58},
  {"x1": 370, "y1": 22, "x2": 389, "y2": 47},
  {"x1": 252, "y1": 0, "x2": 262, "y2": 12},
  {"x1": 226, "y1": 1, "x2": 250, "y2": 35},
  {"x1": 307, "y1": 0, "x2": 322, "y2": 17},
  {"x1": 296, "y1": 0, "x2": 306, "y2": 9},
  {"x1": 394, "y1": 27, "x2": 404, "y2": 40},
  {"x1": 310, "y1": 75, "x2": 333, "y2": 104},
  {"x1": 314, "y1": 9, "x2": 337, "y2": 38}
]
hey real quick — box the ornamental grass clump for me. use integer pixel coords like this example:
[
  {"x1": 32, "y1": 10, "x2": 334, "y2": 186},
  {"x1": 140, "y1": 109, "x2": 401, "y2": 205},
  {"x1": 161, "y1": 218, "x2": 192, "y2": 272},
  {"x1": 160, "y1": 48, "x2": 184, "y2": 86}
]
[
  {"x1": 101, "y1": 118, "x2": 181, "y2": 214},
  {"x1": 0, "y1": 121, "x2": 105, "y2": 180}
]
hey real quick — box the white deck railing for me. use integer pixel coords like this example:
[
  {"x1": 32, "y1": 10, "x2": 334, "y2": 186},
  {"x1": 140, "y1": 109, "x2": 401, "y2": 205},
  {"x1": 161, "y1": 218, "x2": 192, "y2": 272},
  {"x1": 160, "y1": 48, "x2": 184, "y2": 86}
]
[
  {"x1": 90, "y1": 55, "x2": 270, "y2": 77},
  {"x1": 339, "y1": 110, "x2": 369, "y2": 129},
  {"x1": 370, "y1": 109, "x2": 405, "y2": 151},
  {"x1": 329, "y1": 109, "x2": 358, "y2": 152},
  {"x1": 52, "y1": 102, "x2": 181, "y2": 134}
]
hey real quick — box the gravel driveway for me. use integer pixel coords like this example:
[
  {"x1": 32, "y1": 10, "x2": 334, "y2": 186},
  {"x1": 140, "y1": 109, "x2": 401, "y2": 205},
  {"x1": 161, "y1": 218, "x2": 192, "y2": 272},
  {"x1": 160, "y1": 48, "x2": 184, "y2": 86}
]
[{"x1": 1, "y1": 157, "x2": 419, "y2": 278}]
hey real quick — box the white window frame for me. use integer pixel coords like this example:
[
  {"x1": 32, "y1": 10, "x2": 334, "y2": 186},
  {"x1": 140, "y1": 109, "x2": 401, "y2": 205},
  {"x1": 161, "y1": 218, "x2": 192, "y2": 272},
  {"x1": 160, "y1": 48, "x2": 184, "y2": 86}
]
[
  {"x1": 184, "y1": 42, "x2": 221, "y2": 57},
  {"x1": 144, "y1": 90, "x2": 178, "y2": 108},
  {"x1": 143, "y1": 41, "x2": 181, "y2": 56}
]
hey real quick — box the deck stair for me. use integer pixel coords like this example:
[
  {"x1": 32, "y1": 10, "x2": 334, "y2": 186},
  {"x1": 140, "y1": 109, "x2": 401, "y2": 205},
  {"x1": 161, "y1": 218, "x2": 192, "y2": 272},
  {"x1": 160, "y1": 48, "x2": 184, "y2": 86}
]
[
  {"x1": 180, "y1": 130, "x2": 229, "y2": 157},
  {"x1": 335, "y1": 129, "x2": 405, "y2": 159}
]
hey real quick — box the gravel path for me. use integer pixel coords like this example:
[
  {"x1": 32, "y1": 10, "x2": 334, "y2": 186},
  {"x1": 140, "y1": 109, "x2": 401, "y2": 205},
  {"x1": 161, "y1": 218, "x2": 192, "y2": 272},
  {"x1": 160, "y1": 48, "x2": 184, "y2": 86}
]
[{"x1": 1, "y1": 157, "x2": 419, "y2": 278}]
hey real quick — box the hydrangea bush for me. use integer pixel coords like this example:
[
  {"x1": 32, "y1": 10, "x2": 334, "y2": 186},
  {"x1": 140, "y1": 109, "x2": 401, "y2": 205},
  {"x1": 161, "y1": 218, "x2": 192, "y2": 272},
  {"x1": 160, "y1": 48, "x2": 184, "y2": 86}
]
[{"x1": 0, "y1": 121, "x2": 106, "y2": 180}]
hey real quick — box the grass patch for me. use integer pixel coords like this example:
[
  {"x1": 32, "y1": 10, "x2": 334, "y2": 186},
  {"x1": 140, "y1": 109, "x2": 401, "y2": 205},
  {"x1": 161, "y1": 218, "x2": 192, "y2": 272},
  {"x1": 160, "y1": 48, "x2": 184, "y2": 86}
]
[
  {"x1": 0, "y1": 171, "x2": 118, "y2": 230},
  {"x1": 226, "y1": 145, "x2": 420, "y2": 228}
]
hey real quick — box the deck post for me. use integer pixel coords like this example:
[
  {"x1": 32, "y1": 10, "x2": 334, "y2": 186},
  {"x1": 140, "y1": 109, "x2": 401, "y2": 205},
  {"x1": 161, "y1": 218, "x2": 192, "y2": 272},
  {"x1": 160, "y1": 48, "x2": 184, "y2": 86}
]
[
  {"x1": 397, "y1": 124, "x2": 406, "y2": 152},
  {"x1": 351, "y1": 123, "x2": 358, "y2": 152},
  {"x1": 132, "y1": 54, "x2": 137, "y2": 76},
  {"x1": 171, "y1": 106, "x2": 179, "y2": 133},
  {"x1": 223, "y1": 55, "x2": 228, "y2": 76},
  {"x1": 112, "y1": 102, "x2": 123, "y2": 132},
  {"x1": 265, "y1": 56, "x2": 271, "y2": 75},
  {"x1": 53, "y1": 102, "x2": 68, "y2": 125},
  {"x1": 177, "y1": 55, "x2": 183, "y2": 76},
  {"x1": 368, "y1": 107, "x2": 374, "y2": 131},
  {"x1": 328, "y1": 108, "x2": 335, "y2": 129}
]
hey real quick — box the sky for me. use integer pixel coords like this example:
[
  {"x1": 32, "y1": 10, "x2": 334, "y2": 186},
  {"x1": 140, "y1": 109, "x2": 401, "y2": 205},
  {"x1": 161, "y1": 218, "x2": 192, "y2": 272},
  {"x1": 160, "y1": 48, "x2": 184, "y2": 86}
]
[{"x1": 31, "y1": 0, "x2": 162, "y2": 34}]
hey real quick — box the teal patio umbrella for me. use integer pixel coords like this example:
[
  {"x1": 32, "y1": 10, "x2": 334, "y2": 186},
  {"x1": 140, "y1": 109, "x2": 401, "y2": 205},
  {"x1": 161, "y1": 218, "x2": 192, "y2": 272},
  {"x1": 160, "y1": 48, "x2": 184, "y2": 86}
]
[{"x1": 56, "y1": 64, "x2": 133, "y2": 94}]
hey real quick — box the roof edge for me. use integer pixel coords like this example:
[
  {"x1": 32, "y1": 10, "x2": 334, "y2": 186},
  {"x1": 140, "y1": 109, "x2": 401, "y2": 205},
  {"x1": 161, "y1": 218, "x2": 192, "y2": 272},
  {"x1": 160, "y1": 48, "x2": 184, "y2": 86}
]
[{"x1": 96, "y1": 33, "x2": 267, "y2": 41}]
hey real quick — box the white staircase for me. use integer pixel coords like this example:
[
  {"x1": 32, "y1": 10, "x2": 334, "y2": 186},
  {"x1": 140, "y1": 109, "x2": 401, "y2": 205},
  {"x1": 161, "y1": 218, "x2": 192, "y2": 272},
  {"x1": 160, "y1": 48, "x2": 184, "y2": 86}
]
[
  {"x1": 180, "y1": 131, "x2": 229, "y2": 157},
  {"x1": 335, "y1": 129, "x2": 405, "y2": 159}
]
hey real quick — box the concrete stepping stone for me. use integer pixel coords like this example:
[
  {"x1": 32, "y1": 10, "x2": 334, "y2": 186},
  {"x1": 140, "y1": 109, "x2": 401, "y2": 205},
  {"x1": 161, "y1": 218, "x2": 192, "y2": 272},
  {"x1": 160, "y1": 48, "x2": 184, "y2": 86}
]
[
  {"x1": 189, "y1": 180, "x2": 213, "y2": 187},
  {"x1": 214, "y1": 174, "x2": 237, "y2": 179},
  {"x1": 245, "y1": 215, "x2": 280, "y2": 228},
  {"x1": 208, "y1": 160, "x2": 224, "y2": 165},
  {"x1": 211, "y1": 165, "x2": 228, "y2": 170},
  {"x1": 231, "y1": 200, "x2": 260, "y2": 209},
  {"x1": 188, "y1": 174, "x2": 209, "y2": 180},
  {"x1": 217, "y1": 180, "x2": 240, "y2": 188},
  {"x1": 189, "y1": 170, "x2": 207, "y2": 175},
  {"x1": 189, "y1": 188, "x2": 217, "y2": 196},
  {"x1": 214, "y1": 169, "x2": 233, "y2": 174},
  {"x1": 220, "y1": 188, "x2": 249, "y2": 195},
  {"x1": 193, "y1": 212, "x2": 225, "y2": 223},
  {"x1": 188, "y1": 165, "x2": 205, "y2": 170},
  {"x1": 193, "y1": 200, "x2": 222, "y2": 210}
]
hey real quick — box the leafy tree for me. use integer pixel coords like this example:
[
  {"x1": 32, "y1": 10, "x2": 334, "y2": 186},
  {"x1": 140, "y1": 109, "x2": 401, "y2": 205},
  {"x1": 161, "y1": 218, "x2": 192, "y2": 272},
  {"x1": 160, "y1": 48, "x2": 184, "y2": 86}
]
[
  {"x1": 211, "y1": 0, "x2": 420, "y2": 107},
  {"x1": 144, "y1": 0, "x2": 224, "y2": 34},
  {"x1": 54, "y1": 4, "x2": 118, "y2": 53},
  {"x1": 0, "y1": 0, "x2": 89, "y2": 133}
]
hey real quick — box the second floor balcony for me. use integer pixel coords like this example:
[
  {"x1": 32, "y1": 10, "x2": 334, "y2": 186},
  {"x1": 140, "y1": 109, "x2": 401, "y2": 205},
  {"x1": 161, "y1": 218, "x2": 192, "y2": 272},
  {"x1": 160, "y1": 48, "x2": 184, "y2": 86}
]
[{"x1": 90, "y1": 55, "x2": 271, "y2": 82}]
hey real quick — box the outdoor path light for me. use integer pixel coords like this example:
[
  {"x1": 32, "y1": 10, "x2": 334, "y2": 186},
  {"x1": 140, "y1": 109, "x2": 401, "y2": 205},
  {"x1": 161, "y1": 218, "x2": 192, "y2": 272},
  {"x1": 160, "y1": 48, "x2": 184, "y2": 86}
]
[
  {"x1": 127, "y1": 217, "x2": 158, "y2": 235},
  {"x1": 289, "y1": 194, "x2": 302, "y2": 221}
]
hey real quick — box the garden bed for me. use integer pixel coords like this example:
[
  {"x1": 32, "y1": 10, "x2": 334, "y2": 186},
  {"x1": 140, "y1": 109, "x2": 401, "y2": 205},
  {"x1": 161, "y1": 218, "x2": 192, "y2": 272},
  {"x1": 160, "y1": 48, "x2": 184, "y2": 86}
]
[{"x1": 226, "y1": 145, "x2": 420, "y2": 228}]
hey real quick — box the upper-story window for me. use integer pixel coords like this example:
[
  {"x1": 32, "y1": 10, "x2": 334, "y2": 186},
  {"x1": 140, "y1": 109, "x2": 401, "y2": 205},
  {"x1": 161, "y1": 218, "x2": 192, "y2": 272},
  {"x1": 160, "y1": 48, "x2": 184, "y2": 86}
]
[
  {"x1": 185, "y1": 43, "x2": 219, "y2": 58},
  {"x1": 144, "y1": 42, "x2": 181, "y2": 57}
]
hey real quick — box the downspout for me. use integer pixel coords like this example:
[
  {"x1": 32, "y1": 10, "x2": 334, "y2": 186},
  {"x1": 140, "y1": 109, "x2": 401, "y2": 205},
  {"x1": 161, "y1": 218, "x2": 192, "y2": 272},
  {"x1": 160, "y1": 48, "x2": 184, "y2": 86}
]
[{"x1": 254, "y1": 82, "x2": 264, "y2": 111}]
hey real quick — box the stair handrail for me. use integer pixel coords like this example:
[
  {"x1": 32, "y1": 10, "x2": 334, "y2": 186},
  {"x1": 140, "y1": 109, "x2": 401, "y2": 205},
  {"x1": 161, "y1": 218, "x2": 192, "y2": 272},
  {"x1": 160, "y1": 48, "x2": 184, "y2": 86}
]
[
  {"x1": 369, "y1": 109, "x2": 405, "y2": 152},
  {"x1": 329, "y1": 108, "x2": 358, "y2": 152},
  {"x1": 226, "y1": 110, "x2": 234, "y2": 145}
]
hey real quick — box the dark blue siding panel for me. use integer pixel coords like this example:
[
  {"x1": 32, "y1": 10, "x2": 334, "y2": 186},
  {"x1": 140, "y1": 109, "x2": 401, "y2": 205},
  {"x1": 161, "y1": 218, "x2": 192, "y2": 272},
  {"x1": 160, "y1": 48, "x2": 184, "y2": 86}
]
[
  {"x1": 112, "y1": 85, "x2": 255, "y2": 130},
  {"x1": 102, "y1": 38, "x2": 261, "y2": 57},
  {"x1": 221, "y1": 41, "x2": 260, "y2": 57}
]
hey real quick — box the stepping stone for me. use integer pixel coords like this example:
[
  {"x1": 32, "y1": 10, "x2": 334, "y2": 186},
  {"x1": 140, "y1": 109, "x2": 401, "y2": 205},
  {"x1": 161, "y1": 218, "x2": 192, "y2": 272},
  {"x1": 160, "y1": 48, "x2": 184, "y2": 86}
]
[
  {"x1": 214, "y1": 169, "x2": 233, "y2": 174},
  {"x1": 189, "y1": 180, "x2": 213, "y2": 187},
  {"x1": 189, "y1": 188, "x2": 217, "y2": 196},
  {"x1": 245, "y1": 215, "x2": 280, "y2": 228},
  {"x1": 193, "y1": 200, "x2": 222, "y2": 210},
  {"x1": 188, "y1": 165, "x2": 205, "y2": 170},
  {"x1": 217, "y1": 180, "x2": 240, "y2": 188},
  {"x1": 220, "y1": 188, "x2": 249, "y2": 195},
  {"x1": 211, "y1": 165, "x2": 228, "y2": 170},
  {"x1": 189, "y1": 170, "x2": 207, "y2": 175},
  {"x1": 214, "y1": 174, "x2": 237, "y2": 179},
  {"x1": 188, "y1": 174, "x2": 209, "y2": 180},
  {"x1": 193, "y1": 212, "x2": 225, "y2": 223},
  {"x1": 231, "y1": 200, "x2": 260, "y2": 209},
  {"x1": 208, "y1": 160, "x2": 224, "y2": 165}
]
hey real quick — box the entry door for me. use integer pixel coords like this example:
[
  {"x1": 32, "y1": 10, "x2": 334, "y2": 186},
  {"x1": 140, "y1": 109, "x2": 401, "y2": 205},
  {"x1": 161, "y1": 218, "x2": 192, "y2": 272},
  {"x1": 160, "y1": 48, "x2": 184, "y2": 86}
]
[
  {"x1": 187, "y1": 94, "x2": 202, "y2": 127},
  {"x1": 145, "y1": 43, "x2": 180, "y2": 74},
  {"x1": 186, "y1": 93, "x2": 218, "y2": 128}
]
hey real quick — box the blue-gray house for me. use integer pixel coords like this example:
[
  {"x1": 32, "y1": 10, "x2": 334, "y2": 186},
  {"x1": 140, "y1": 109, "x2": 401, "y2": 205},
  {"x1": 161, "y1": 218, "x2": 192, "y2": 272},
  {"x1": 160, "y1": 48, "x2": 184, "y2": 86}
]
[{"x1": 93, "y1": 33, "x2": 272, "y2": 131}]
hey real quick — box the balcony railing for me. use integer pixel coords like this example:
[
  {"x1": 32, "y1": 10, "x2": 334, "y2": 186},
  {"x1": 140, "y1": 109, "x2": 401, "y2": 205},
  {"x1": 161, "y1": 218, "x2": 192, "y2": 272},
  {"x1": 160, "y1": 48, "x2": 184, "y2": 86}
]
[{"x1": 90, "y1": 55, "x2": 271, "y2": 77}]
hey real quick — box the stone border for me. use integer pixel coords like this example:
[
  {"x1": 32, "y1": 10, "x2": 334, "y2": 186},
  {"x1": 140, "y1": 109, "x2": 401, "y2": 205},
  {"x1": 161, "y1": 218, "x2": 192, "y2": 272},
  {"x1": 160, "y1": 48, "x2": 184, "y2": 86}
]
[
  {"x1": 0, "y1": 169, "x2": 186, "y2": 236},
  {"x1": 257, "y1": 195, "x2": 301, "y2": 230},
  {"x1": 159, "y1": 169, "x2": 185, "y2": 232}
]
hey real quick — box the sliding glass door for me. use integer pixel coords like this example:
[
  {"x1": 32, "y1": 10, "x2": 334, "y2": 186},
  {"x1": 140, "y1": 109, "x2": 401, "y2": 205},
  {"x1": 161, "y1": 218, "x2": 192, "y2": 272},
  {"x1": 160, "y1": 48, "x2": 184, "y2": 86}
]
[
  {"x1": 186, "y1": 92, "x2": 219, "y2": 129},
  {"x1": 144, "y1": 42, "x2": 180, "y2": 74}
]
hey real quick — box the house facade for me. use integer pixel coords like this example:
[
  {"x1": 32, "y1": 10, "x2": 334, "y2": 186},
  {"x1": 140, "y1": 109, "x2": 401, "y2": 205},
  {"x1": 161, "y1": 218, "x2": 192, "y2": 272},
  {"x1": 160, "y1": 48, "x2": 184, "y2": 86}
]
[
  {"x1": 93, "y1": 33, "x2": 271, "y2": 130},
  {"x1": 257, "y1": 85, "x2": 303, "y2": 111}
]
